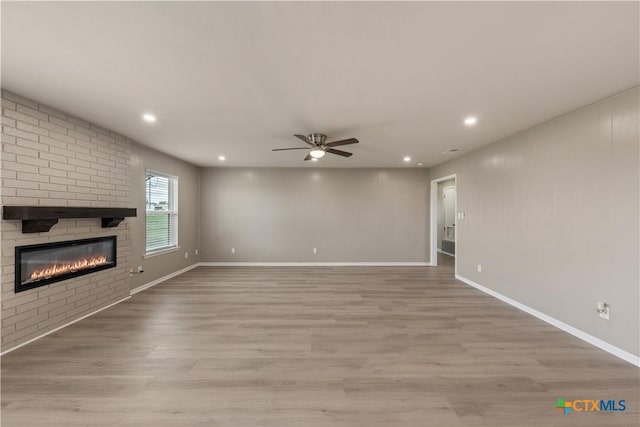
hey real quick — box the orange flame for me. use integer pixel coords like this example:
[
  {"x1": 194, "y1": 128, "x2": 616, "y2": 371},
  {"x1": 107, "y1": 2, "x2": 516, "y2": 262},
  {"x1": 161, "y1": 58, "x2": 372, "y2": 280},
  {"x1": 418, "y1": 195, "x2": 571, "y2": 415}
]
[{"x1": 30, "y1": 255, "x2": 109, "y2": 281}]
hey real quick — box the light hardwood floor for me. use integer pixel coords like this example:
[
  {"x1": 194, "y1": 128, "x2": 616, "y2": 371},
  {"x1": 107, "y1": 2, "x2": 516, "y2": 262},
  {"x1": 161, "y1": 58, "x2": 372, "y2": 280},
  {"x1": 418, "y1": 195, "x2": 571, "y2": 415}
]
[{"x1": 2, "y1": 254, "x2": 639, "y2": 426}]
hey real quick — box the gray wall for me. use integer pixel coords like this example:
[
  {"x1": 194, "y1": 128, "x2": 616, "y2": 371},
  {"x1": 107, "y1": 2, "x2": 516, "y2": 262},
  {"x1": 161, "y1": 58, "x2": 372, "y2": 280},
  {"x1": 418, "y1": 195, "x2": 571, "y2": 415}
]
[
  {"x1": 129, "y1": 144, "x2": 200, "y2": 291},
  {"x1": 430, "y1": 87, "x2": 639, "y2": 357},
  {"x1": 200, "y1": 168, "x2": 430, "y2": 262}
]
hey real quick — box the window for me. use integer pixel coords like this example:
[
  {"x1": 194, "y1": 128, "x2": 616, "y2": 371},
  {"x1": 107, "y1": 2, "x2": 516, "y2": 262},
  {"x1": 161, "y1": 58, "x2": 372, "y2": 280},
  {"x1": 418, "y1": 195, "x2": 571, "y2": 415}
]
[{"x1": 145, "y1": 171, "x2": 178, "y2": 255}]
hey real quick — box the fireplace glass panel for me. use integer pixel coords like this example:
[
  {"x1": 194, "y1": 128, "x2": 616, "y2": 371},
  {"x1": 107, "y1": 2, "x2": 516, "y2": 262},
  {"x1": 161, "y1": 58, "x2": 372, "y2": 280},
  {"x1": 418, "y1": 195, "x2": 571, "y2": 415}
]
[{"x1": 15, "y1": 236, "x2": 116, "y2": 293}]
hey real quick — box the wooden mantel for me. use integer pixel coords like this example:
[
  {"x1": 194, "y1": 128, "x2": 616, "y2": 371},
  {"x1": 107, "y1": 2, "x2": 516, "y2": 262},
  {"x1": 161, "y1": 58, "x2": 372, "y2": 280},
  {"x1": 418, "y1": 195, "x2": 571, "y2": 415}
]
[{"x1": 2, "y1": 206, "x2": 137, "y2": 233}]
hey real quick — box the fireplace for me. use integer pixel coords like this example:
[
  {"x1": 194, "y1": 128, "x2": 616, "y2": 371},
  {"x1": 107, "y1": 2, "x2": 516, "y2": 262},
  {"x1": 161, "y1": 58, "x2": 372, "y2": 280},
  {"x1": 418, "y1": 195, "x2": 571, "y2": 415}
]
[{"x1": 15, "y1": 236, "x2": 117, "y2": 293}]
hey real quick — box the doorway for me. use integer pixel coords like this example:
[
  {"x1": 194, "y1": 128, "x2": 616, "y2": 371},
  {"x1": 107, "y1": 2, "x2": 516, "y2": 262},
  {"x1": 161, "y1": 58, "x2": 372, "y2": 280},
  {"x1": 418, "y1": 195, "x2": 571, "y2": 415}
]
[{"x1": 430, "y1": 174, "x2": 457, "y2": 272}]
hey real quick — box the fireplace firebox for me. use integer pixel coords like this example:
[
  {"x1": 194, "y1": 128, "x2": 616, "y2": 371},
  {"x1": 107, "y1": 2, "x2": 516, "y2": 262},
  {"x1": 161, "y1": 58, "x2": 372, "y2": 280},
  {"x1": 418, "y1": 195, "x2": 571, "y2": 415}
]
[{"x1": 15, "y1": 236, "x2": 117, "y2": 293}]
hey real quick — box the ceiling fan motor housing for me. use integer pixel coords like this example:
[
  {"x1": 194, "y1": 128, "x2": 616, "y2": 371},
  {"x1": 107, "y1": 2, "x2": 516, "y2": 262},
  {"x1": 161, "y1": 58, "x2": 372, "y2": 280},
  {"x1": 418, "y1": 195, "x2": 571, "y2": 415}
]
[{"x1": 308, "y1": 133, "x2": 327, "y2": 146}]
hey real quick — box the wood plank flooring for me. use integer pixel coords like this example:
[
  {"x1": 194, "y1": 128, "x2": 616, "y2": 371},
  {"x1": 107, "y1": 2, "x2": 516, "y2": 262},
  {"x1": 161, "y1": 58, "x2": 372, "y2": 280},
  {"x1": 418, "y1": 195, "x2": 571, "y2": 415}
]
[{"x1": 2, "y1": 254, "x2": 639, "y2": 426}]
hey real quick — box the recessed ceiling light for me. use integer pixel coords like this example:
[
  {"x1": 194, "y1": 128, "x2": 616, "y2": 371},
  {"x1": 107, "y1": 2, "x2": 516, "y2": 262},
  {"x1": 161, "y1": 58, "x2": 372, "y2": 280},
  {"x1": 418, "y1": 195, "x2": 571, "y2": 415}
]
[
  {"x1": 442, "y1": 148, "x2": 462, "y2": 154},
  {"x1": 417, "y1": 162, "x2": 424, "y2": 166},
  {"x1": 218, "y1": 156, "x2": 226, "y2": 161},
  {"x1": 464, "y1": 116, "x2": 477, "y2": 126},
  {"x1": 403, "y1": 156, "x2": 411, "y2": 162},
  {"x1": 142, "y1": 113, "x2": 156, "y2": 123}
]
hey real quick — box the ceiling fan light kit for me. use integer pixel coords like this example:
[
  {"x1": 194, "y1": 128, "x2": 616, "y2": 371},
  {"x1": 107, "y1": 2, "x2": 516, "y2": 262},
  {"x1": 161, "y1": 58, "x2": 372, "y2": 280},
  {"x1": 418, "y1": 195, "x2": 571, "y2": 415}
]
[
  {"x1": 272, "y1": 133, "x2": 359, "y2": 161},
  {"x1": 309, "y1": 148, "x2": 326, "y2": 158}
]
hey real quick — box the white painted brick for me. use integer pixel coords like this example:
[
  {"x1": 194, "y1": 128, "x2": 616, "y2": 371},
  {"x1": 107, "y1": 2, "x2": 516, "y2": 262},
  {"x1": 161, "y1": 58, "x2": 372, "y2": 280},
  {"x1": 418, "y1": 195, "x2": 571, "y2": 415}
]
[
  {"x1": 38, "y1": 312, "x2": 67, "y2": 330},
  {"x1": 90, "y1": 162, "x2": 110, "y2": 172},
  {"x1": 40, "y1": 151, "x2": 68, "y2": 163},
  {"x1": 75, "y1": 166, "x2": 97, "y2": 176},
  {"x1": 68, "y1": 157, "x2": 91, "y2": 168},
  {"x1": 17, "y1": 137, "x2": 49, "y2": 152},
  {"x1": 48, "y1": 116, "x2": 75, "y2": 130},
  {"x1": 39, "y1": 119, "x2": 68, "y2": 134},
  {"x1": 2, "y1": 98, "x2": 17, "y2": 110},
  {"x1": 1, "y1": 91, "x2": 132, "y2": 354},
  {"x1": 2, "y1": 169, "x2": 17, "y2": 179},
  {"x1": 17, "y1": 172, "x2": 50, "y2": 183},
  {"x1": 1, "y1": 116, "x2": 16, "y2": 127},
  {"x1": 2, "y1": 292, "x2": 37, "y2": 310},
  {"x1": 16, "y1": 104, "x2": 48, "y2": 121},
  {"x1": 3, "y1": 324, "x2": 38, "y2": 344},
  {"x1": 1, "y1": 132, "x2": 17, "y2": 144},
  {"x1": 2, "y1": 91, "x2": 38, "y2": 109},
  {"x1": 2, "y1": 152, "x2": 17, "y2": 162},
  {"x1": 48, "y1": 160, "x2": 75, "y2": 172},
  {"x1": 68, "y1": 171, "x2": 90, "y2": 180},
  {"x1": 48, "y1": 191, "x2": 74, "y2": 200},
  {"x1": 48, "y1": 131, "x2": 75, "y2": 145},
  {"x1": 17, "y1": 155, "x2": 48, "y2": 167},
  {"x1": 17, "y1": 121, "x2": 49, "y2": 137},
  {"x1": 3, "y1": 160, "x2": 39, "y2": 173},
  {"x1": 50, "y1": 176, "x2": 74, "y2": 185},
  {"x1": 17, "y1": 188, "x2": 49, "y2": 198},
  {"x1": 39, "y1": 135, "x2": 68, "y2": 149},
  {"x1": 40, "y1": 182, "x2": 67, "y2": 192},
  {"x1": 39, "y1": 167, "x2": 68, "y2": 178},
  {"x1": 75, "y1": 152, "x2": 94, "y2": 162},
  {"x1": 4, "y1": 109, "x2": 39, "y2": 125},
  {"x1": 1, "y1": 196, "x2": 39, "y2": 205},
  {"x1": 76, "y1": 193, "x2": 98, "y2": 201},
  {"x1": 3, "y1": 127, "x2": 39, "y2": 142},
  {"x1": 68, "y1": 116, "x2": 92, "y2": 129},
  {"x1": 74, "y1": 126, "x2": 97, "y2": 138},
  {"x1": 4, "y1": 179, "x2": 39, "y2": 189},
  {"x1": 37, "y1": 104, "x2": 67, "y2": 120},
  {"x1": 49, "y1": 146, "x2": 76, "y2": 158}
]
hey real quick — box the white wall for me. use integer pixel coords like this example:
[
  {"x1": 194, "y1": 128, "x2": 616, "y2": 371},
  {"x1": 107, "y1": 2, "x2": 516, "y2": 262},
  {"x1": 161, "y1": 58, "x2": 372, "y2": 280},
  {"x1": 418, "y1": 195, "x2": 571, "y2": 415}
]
[
  {"x1": 430, "y1": 87, "x2": 639, "y2": 357},
  {"x1": 199, "y1": 168, "x2": 430, "y2": 263}
]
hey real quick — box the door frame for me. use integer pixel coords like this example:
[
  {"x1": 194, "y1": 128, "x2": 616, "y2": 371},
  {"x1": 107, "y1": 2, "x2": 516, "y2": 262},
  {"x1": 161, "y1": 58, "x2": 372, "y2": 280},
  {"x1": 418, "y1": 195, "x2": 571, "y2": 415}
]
[{"x1": 430, "y1": 174, "x2": 457, "y2": 272}]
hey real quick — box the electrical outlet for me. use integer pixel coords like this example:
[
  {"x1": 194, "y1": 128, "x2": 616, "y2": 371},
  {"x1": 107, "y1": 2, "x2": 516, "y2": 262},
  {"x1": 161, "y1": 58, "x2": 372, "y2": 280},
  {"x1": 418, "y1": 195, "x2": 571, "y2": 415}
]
[
  {"x1": 231, "y1": 248, "x2": 235, "y2": 254},
  {"x1": 195, "y1": 249, "x2": 199, "y2": 255},
  {"x1": 596, "y1": 302, "x2": 610, "y2": 320},
  {"x1": 313, "y1": 248, "x2": 317, "y2": 254},
  {"x1": 477, "y1": 264, "x2": 482, "y2": 273},
  {"x1": 185, "y1": 251, "x2": 189, "y2": 258}
]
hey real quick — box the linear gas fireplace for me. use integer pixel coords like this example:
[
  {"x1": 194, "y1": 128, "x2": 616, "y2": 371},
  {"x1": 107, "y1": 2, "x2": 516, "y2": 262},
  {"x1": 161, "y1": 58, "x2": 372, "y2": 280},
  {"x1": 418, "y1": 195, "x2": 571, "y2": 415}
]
[{"x1": 15, "y1": 236, "x2": 117, "y2": 293}]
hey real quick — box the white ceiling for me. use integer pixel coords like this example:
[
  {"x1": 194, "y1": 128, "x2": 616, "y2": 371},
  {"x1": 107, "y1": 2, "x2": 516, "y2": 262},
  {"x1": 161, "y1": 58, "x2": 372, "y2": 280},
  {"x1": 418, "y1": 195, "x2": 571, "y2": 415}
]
[{"x1": 2, "y1": 2, "x2": 638, "y2": 168}]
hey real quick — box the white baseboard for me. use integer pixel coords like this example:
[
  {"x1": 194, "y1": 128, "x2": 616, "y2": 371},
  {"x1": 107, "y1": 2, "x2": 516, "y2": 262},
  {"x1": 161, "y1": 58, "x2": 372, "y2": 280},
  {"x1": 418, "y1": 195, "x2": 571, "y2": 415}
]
[
  {"x1": 130, "y1": 263, "x2": 200, "y2": 295},
  {"x1": 198, "y1": 261, "x2": 432, "y2": 267},
  {"x1": 455, "y1": 274, "x2": 640, "y2": 367},
  {"x1": 0, "y1": 295, "x2": 131, "y2": 357}
]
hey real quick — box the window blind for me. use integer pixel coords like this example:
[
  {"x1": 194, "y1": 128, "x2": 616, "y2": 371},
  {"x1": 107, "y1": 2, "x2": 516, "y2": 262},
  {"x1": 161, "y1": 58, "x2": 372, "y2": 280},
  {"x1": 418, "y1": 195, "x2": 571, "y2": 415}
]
[{"x1": 145, "y1": 171, "x2": 178, "y2": 254}]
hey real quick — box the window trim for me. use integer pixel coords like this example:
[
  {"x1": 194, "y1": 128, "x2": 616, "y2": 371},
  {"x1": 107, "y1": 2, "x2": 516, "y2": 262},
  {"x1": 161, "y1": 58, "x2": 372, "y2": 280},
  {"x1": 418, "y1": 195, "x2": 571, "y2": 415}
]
[{"x1": 145, "y1": 169, "x2": 179, "y2": 256}]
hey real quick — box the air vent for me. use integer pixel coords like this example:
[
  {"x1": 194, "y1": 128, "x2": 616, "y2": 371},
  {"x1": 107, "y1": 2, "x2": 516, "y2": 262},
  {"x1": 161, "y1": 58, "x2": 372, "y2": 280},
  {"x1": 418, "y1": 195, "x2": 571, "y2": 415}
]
[{"x1": 441, "y1": 148, "x2": 462, "y2": 154}]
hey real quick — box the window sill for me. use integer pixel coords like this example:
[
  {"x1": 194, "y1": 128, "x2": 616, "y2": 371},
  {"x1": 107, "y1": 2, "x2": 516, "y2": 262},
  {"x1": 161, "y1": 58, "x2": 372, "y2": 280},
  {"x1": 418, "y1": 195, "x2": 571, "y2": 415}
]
[{"x1": 144, "y1": 246, "x2": 181, "y2": 259}]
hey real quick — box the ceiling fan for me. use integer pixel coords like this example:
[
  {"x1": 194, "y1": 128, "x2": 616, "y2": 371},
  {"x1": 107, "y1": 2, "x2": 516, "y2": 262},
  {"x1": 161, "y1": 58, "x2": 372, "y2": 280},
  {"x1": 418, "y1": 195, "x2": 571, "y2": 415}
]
[{"x1": 272, "y1": 133, "x2": 359, "y2": 161}]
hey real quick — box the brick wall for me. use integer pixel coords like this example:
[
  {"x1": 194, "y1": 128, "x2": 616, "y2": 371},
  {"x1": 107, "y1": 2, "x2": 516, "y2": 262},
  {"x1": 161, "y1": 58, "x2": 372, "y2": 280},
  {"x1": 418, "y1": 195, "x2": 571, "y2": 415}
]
[{"x1": 1, "y1": 90, "x2": 133, "y2": 352}]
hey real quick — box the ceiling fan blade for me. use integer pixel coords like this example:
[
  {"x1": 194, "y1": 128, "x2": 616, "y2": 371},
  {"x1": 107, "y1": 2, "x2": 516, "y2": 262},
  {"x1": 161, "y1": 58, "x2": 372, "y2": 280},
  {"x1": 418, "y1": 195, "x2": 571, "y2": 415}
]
[
  {"x1": 272, "y1": 147, "x2": 309, "y2": 151},
  {"x1": 326, "y1": 148, "x2": 353, "y2": 157},
  {"x1": 326, "y1": 138, "x2": 359, "y2": 147},
  {"x1": 304, "y1": 154, "x2": 312, "y2": 161},
  {"x1": 294, "y1": 134, "x2": 314, "y2": 146}
]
